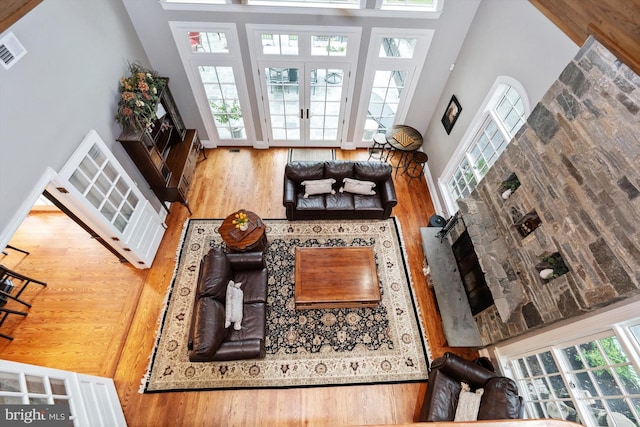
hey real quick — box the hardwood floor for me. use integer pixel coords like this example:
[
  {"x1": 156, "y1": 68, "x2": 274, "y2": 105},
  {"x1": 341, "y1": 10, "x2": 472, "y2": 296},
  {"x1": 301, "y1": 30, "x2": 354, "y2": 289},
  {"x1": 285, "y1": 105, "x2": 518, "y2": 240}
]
[{"x1": 1, "y1": 147, "x2": 478, "y2": 426}]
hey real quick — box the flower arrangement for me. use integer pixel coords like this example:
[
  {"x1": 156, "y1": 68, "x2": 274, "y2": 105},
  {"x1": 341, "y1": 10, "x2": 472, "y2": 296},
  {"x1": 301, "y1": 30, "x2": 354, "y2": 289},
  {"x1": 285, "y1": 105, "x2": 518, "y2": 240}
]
[
  {"x1": 232, "y1": 211, "x2": 249, "y2": 230},
  {"x1": 115, "y1": 62, "x2": 167, "y2": 132}
]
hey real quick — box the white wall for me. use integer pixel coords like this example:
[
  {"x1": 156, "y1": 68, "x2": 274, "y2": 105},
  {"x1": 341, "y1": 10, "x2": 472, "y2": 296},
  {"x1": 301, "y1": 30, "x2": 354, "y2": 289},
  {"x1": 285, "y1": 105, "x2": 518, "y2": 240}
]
[
  {"x1": 422, "y1": 0, "x2": 579, "y2": 214},
  {"x1": 0, "y1": 0, "x2": 157, "y2": 242}
]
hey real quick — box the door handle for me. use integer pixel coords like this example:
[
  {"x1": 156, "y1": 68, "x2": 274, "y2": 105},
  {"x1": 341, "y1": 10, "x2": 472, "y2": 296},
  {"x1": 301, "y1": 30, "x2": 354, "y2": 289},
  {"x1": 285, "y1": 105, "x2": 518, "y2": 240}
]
[
  {"x1": 300, "y1": 109, "x2": 303, "y2": 119},
  {"x1": 306, "y1": 109, "x2": 309, "y2": 119}
]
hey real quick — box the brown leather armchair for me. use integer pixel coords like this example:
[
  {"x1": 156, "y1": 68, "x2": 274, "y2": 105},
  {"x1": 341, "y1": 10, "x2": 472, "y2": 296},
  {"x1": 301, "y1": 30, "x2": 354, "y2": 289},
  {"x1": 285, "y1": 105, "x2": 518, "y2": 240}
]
[
  {"x1": 418, "y1": 352, "x2": 524, "y2": 422},
  {"x1": 188, "y1": 248, "x2": 268, "y2": 362}
]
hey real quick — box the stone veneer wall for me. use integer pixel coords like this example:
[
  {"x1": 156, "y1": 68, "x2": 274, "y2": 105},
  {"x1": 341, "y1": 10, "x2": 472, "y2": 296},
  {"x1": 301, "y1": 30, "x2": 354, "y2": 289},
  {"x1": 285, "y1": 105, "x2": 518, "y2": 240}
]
[{"x1": 451, "y1": 37, "x2": 640, "y2": 346}]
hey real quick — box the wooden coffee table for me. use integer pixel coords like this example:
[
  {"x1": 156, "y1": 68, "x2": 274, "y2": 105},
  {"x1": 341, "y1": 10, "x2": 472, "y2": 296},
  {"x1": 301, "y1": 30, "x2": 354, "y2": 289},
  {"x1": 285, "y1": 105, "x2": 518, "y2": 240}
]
[
  {"x1": 294, "y1": 247, "x2": 381, "y2": 310},
  {"x1": 218, "y1": 210, "x2": 267, "y2": 253}
]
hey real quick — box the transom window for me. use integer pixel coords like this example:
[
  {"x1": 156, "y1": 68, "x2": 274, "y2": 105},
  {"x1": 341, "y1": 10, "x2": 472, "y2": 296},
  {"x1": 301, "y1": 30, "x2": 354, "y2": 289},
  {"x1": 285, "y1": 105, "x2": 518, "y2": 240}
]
[
  {"x1": 440, "y1": 81, "x2": 527, "y2": 213},
  {"x1": 261, "y1": 34, "x2": 299, "y2": 55},
  {"x1": 379, "y1": 37, "x2": 417, "y2": 58},
  {"x1": 381, "y1": 0, "x2": 435, "y2": 10},
  {"x1": 162, "y1": 0, "x2": 443, "y2": 14},
  {"x1": 189, "y1": 31, "x2": 228, "y2": 53}
]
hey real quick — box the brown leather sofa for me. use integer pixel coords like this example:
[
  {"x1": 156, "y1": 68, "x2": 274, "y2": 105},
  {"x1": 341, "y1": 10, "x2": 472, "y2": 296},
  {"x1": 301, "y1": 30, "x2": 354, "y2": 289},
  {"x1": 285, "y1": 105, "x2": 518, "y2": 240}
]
[
  {"x1": 283, "y1": 160, "x2": 397, "y2": 220},
  {"x1": 188, "y1": 247, "x2": 268, "y2": 362},
  {"x1": 418, "y1": 352, "x2": 524, "y2": 422}
]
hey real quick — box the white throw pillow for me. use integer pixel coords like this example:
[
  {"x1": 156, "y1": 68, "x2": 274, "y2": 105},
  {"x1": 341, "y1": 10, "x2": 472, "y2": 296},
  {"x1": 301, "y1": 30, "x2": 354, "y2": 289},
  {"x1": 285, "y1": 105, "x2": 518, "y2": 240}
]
[
  {"x1": 224, "y1": 280, "x2": 244, "y2": 330},
  {"x1": 340, "y1": 177, "x2": 376, "y2": 195},
  {"x1": 454, "y1": 382, "x2": 484, "y2": 421},
  {"x1": 301, "y1": 178, "x2": 336, "y2": 198}
]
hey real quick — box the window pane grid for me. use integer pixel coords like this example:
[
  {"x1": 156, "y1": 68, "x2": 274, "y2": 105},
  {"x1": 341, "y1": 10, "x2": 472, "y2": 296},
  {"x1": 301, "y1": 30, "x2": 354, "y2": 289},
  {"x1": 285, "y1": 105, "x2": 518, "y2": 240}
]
[
  {"x1": 200, "y1": 65, "x2": 246, "y2": 139},
  {"x1": 379, "y1": 37, "x2": 417, "y2": 58},
  {"x1": 261, "y1": 33, "x2": 298, "y2": 55},
  {"x1": 312, "y1": 35, "x2": 347, "y2": 56},
  {"x1": 189, "y1": 31, "x2": 228, "y2": 53},
  {"x1": 510, "y1": 331, "x2": 640, "y2": 425},
  {"x1": 68, "y1": 146, "x2": 136, "y2": 232},
  {"x1": 364, "y1": 70, "x2": 407, "y2": 140},
  {"x1": 445, "y1": 85, "x2": 526, "y2": 207}
]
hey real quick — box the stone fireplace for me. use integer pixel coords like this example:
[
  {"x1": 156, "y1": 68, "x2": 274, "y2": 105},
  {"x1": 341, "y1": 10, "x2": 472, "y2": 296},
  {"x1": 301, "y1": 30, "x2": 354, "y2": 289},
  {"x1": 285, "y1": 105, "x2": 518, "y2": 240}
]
[{"x1": 444, "y1": 37, "x2": 640, "y2": 346}]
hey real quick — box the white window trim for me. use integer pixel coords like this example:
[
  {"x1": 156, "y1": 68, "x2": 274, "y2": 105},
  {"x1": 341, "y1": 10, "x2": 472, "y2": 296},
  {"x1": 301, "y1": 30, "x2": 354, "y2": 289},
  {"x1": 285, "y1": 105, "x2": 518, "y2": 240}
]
[
  {"x1": 491, "y1": 298, "x2": 640, "y2": 423},
  {"x1": 438, "y1": 76, "x2": 531, "y2": 216},
  {"x1": 493, "y1": 298, "x2": 640, "y2": 378},
  {"x1": 169, "y1": 22, "x2": 256, "y2": 148},
  {"x1": 160, "y1": 0, "x2": 444, "y2": 18},
  {"x1": 245, "y1": 24, "x2": 362, "y2": 148},
  {"x1": 352, "y1": 27, "x2": 434, "y2": 148}
]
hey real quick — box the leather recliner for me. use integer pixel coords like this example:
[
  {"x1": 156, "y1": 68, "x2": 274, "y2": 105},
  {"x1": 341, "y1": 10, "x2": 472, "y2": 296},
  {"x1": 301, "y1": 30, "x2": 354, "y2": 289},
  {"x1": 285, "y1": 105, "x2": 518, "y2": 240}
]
[
  {"x1": 418, "y1": 352, "x2": 524, "y2": 422},
  {"x1": 187, "y1": 247, "x2": 268, "y2": 362}
]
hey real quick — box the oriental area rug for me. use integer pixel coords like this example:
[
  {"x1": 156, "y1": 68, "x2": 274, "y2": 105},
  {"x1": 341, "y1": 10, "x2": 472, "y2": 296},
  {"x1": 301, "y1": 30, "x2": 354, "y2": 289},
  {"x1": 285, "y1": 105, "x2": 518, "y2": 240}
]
[{"x1": 141, "y1": 218, "x2": 430, "y2": 392}]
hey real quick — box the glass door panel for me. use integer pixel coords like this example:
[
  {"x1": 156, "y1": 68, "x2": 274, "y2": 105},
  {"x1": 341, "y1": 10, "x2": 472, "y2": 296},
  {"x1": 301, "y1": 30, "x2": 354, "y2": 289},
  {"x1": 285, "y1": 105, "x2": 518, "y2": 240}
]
[
  {"x1": 199, "y1": 66, "x2": 246, "y2": 140},
  {"x1": 260, "y1": 62, "x2": 348, "y2": 146},
  {"x1": 309, "y1": 67, "x2": 345, "y2": 143},
  {"x1": 363, "y1": 70, "x2": 408, "y2": 141},
  {"x1": 264, "y1": 66, "x2": 301, "y2": 143},
  {"x1": 68, "y1": 144, "x2": 139, "y2": 234}
]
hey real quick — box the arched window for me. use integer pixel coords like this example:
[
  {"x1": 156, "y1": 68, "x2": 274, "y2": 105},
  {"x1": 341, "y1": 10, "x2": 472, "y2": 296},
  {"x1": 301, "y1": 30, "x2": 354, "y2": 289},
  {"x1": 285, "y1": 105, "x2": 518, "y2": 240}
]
[{"x1": 439, "y1": 77, "x2": 529, "y2": 214}]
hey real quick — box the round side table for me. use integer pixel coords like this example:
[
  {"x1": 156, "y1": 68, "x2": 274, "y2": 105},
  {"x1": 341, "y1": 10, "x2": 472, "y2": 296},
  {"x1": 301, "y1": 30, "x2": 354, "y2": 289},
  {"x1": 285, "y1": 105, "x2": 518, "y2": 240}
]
[{"x1": 218, "y1": 210, "x2": 267, "y2": 253}]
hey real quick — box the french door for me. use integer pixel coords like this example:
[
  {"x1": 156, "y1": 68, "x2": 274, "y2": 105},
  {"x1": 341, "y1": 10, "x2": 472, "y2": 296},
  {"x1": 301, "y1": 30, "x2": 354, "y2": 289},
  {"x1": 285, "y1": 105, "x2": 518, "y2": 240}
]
[
  {"x1": 0, "y1": 360, "x2": 126, "y2": 426},
  {"x1": 259, "y1": 61, "x2": 350, "y2": 146},
  {"x1": 50, "y1": 130, "x2": 166, "y2": 268}
]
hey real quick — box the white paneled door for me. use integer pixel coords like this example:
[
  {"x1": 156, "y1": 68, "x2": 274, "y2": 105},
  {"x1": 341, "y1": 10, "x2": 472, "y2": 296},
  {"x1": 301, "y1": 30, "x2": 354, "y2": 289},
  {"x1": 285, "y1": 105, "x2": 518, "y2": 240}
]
[
  {"x1": 50, "y1": 130, "x2": 166, "y2": 268},
  {"x1": 0, "y1": 360, "x2": 126, "y2": 426}
]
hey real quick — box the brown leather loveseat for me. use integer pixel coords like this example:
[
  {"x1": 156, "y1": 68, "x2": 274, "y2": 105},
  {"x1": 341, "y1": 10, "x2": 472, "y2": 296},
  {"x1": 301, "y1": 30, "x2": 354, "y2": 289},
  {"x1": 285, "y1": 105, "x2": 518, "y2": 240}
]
[
  {"x1": 188, "y1": 247, "x2": 268, "y2": 362},
  {"x1": 283, "y1": 160, "x2": 397, "y2": 220},
  {"x1": 418, "y1": 352, "x2": 524, "y2": 422}
]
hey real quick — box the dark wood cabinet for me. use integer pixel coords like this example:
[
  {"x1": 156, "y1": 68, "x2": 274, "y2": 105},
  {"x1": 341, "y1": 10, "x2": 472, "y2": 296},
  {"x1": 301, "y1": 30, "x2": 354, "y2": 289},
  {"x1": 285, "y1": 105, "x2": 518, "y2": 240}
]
[{"x1": 117, "y1": 80, "x2": 201, "y2": 214}]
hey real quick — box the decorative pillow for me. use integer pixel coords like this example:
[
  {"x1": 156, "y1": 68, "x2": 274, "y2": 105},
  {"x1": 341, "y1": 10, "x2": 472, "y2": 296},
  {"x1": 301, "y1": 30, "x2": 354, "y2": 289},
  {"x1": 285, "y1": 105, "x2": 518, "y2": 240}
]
[
  {"x1": 301, "y1": 178, "x2": 336, "y2": 198},
  {"x1": 224, "y1": 280, "x2": 244, "y2": 330},
  {"x1": 454, "y1": 382, "x2": 484, "y2": 421},
  {"x1": 340, "y1": 177, "x2": 376, "y2": 195}
]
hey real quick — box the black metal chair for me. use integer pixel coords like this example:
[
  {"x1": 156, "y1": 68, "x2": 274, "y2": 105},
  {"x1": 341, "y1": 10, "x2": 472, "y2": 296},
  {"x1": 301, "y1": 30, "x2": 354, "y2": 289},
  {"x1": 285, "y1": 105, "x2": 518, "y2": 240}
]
[
  {"x1": 0, "y1": 265, "x2": 47, "y2": 340},
  {"x1": 0, "y1": 265, "x2": 47, "y2": 307},
  {"x1": 0, "y1": 308, "x2": 28, "y2": 341}
]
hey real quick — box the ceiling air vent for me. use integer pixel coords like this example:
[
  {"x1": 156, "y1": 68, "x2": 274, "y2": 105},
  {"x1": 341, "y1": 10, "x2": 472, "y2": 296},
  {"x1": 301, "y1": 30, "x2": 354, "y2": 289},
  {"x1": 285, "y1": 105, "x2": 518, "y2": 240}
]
[{"x1": 0, "y1": 32, "x2": 27, "y2": 70}]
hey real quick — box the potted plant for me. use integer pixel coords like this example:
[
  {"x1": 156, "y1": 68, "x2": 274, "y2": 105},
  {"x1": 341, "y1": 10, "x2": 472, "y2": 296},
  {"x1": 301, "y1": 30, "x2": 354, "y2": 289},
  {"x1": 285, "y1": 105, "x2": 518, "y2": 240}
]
[
  {"x1": 115, "y1": 62, "x2": 166, "y2": 132},
  {"x1": 500, "y1": 173, "x2": 521, "y2": 199},
  {"x1": 537, "y1": 252, "x2": 569, "y2": 281},
  {"x1": 210, "y1": 100, "x2": 243, "y2": 138}
]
